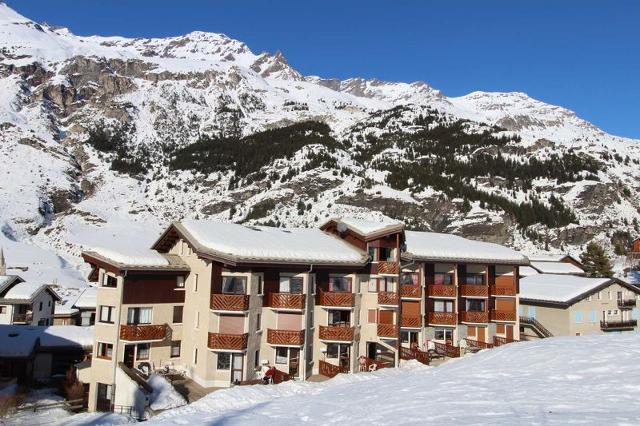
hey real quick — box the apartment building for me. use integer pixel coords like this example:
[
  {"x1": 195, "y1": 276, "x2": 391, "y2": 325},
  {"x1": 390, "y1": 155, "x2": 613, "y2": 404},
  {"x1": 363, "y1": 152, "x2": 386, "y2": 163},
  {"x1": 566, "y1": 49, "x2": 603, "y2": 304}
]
[
  {"x1": 81, "y1": 218, "x2": 527, "y2": 413},
  {"x1": 519, "y1": 274, "x2": 640, "y2": 339}
]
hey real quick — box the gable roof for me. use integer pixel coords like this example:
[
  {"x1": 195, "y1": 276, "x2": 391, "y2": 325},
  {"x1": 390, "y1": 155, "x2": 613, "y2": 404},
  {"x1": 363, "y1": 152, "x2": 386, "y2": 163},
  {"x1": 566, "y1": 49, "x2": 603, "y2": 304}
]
[
  {"x1": 82, "y1": 249, "x2": 190, "y2": 273},
  {"x1": 0, "y1": 280, "x2": 60, "y2": 304},
  {"x1": 321, "y1": 217, "x2": 404, "y2": 240},
  {"x1": 530, "y1": 261, "x2": 584, "y2": 275},
  {"x1": 153, "y1": 220, "x2": 368, "y2": 266},
  {"x1": 403, "y1": 231, "x2": 529, "y2": 265},
  {"x1": 0, "y1": 275, "x2": 24, "y2": 295},
  {"x1": 519, "y1": 274, "x2": 636, "y2": 306}
]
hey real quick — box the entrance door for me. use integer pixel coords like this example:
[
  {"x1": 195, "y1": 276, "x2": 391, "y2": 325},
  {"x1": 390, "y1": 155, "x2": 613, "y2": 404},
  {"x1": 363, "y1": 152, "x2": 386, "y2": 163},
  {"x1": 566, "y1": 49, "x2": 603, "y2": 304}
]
[
  {"x1": 367, "y1": 342, "x2": 377, "y2": 360},
  {"x1": 506, "y1": 325, "x2": 514, "y2": 340},
  {"x1": 288, "y1": 348, "x2": 300, "y2": 377},
  {"x1": 96, "y1": 383, "x2": 112, "y2": 412},
  {"x1": 478, "y1": 327, "x2": 486, "y2": 343},
  {"x1": 231, "y1": 354, "x2": 243, "y2": 384},
  {"x1": 124, "y1": 345, "x2": 135, "y2": 368},
  {"x1": 338, "y1": 345, "x2": 351, "y2": 370}
]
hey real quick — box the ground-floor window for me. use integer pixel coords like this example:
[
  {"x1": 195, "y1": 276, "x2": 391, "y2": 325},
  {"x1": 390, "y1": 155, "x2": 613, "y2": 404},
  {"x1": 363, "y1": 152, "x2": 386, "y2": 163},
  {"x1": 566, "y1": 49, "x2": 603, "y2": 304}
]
[
  {"x1": 136, "y1": 343, "x2": 150, "y2": 360},
  {"x1": 401, "y1": 330, "x2": 419, "y2": 346},
  {"x1": 275, "y1": 347, "x2": 288, "y2": 364},
  {"x1": 217, "y1": 352, "x2": 231, "y2": 370},
  {"x1": 434, "y1": 327, "x2": 453, "y2": 342},
  {"x1": 170, "y1": 341, "x2": 181, "y2": 358},
  {"x1": 326, "y1": 343, "x2": 350, "y2": 369},
  {"x1": 97, "y1": 342, "x2": 113, "y2": 359}
]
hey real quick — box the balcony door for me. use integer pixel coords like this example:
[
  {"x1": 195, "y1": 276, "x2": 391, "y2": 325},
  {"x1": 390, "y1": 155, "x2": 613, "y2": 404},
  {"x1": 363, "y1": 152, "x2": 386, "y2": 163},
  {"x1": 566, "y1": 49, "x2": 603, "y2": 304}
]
[
  {"x1": 231, "y1": 354, "x2": 243, "y2": 384},
  {"x1": 124, "y1": 345, "x2": 135, "y2": 368},
  {"x1": 288, "y1": 348, "x2": 300, "y2": 377}
]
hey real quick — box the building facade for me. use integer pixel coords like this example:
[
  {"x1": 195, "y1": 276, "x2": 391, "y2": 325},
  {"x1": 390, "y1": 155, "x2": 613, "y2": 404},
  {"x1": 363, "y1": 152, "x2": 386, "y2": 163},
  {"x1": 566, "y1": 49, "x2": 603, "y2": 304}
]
[
  {"x1": 0, "y1": 275, "x2": 59, "y2": 326},
  {"x1": 81, "y1": 218, "x2": 527, "y2": 413}
]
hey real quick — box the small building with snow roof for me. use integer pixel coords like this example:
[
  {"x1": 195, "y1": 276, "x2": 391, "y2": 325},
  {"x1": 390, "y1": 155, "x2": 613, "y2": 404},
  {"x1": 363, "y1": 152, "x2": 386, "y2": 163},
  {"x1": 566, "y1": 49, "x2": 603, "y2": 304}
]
[{"x1": 0, "y1": 275, "x2": 60, "y2": 326}]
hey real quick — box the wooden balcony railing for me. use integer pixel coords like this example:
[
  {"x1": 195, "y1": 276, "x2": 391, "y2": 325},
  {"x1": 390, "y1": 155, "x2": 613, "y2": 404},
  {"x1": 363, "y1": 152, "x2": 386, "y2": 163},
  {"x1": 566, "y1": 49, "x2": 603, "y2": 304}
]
[
  {"x1": 490, "y1": 285, "x2": 517, "y2": 296},
  {"x1": 210, "y1": 294, "x2": 250, "y2": 311},
  {"x1": 427, "y1": 312, "x2": 457, "y2": 325},
  {"x1": 459, "y1": 285, "x2": 488, "y2": 297},
  {"x1": 493, "y1": 336, "x2": 516, "y2": 347},
  {"x1": 490, "y1": 310, "x2": 517, "y2": 322},
  {"x1": 428, "y1": 285, "x2": 456, "y2": 297},
  {"x1": 434, "y1": 341, "x2": 461, "y2": 358},
  {"x1": 617, "y1": 299, "x2": 636, "y2": 308},
  {"x1": 600, "y1": 319, "x2": 637, "y2": 330},
  {"x1": 377, "y1": 323, "x2": 399, "y2": 338},
  {"x1": 316, "y1": 291, "x2": 355, "y2": 307},
  {"x1": 268, "y1": 293, "x2": 305, "y2": 310},
  {"x1": 266, "y1": 329, "x2": 305, "y2": 346},
  {"x1": 400, "y1": 347, "x2": 430, "y2": 365},
  {"x1": 319, "y1": 325, "x2": 354, "y2": 341},
  {"x1": 400, "y1": 314, "x2": 422, "y2": 328},
  {"x1": 120, "y1": 324, "x2": 168, "y2": 341},
  {"x1": 400, "y1": 285, "x2": 422, "y2": 298},
  {"x1": 459, "y1": 311, "x2": 489, "y2": 323},
  {"x1": 359, "y1": 357, "x2": 392, "y2": 372},
  {"x1": 464, "y1": 338, "x2": 494, "y2": 350},
  {"x1": 207, "y1": 332, "x2": 249, "y2": 350},
  {"x1": 378, "y1": 291, "x2": 399, "y2": 305},
  {"x1": 376, "y1": 261, "x2": 400, "y2": 275},
  {"x1": 319, "y1": 360, "x2": 349, "y2": 378}
]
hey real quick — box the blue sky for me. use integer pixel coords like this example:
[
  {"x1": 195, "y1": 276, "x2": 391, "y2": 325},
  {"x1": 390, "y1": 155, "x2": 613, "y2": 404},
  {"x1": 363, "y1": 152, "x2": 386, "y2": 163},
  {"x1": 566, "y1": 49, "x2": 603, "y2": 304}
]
[{"x1": 7, "y1": 0, "x2": 640, "y2": 138}]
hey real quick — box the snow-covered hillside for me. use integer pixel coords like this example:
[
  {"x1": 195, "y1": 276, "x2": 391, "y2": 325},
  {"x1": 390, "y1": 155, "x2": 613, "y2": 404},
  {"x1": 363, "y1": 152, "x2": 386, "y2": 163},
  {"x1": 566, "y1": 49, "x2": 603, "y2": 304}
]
[
  {"x1": 147, "y1": 334, "x2": 640, "y2": 425},
  {"x1": 0, "y1": 2, "x2": 639, "y2": 288}
]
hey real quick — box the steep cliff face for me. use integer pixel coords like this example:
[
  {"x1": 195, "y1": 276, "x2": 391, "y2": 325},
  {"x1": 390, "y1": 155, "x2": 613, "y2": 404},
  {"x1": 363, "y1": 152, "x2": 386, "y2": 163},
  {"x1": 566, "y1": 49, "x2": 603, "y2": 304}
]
[{"x1": 0, "y1": 3, "x2": 638, "y2": 284}]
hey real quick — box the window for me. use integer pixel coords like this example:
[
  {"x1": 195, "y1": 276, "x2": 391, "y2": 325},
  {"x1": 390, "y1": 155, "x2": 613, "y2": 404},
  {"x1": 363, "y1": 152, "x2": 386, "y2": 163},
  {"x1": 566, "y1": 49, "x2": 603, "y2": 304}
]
[
  {"x1": 39, "y1": 302, "x2": 43, "y2": 311},
  {"x1": 575, "y1": 311, "x2": 583, "y2": 323},
  {"x1": 466, "y1": 273, "x2": 484, "y2": 285},
  {"x1": 256, "y1": 313, "x2": 262, "y2": 331},
  {"x1": 194, "y1": 274, "x2": 199, "y2": 292},
  {"x1": 48, "y1": 301, "x2": 51, "y2": 307},
  {"x1": 466, "y1": 299, "x2": 485, "y2": 312},
  {"x1": 171, "y1": 341, "x2": 181, "y2": 358},
  {"x1": 279, "y1": 276, "x2": 303, "y2": 293},
  {"x1": 254, "y1": 350, "x2": 260, "y2": 369},
  {"x1": 434, "y1": 273, "x2": 453, "y2": 285},
  {"x1": 214, "y1": 352, "x2": 230, "y2": 369},
  {"x1": 136, "y1": 343, "x2": 150, "y2": 360},
  {"x1": 99, "y1": 306, "x2": 116, "y2": 324},
  {"x1": 0, "y1": 306, "x2": 6, "y2": 314},
  {"x1": 310, "y1": 274, "x2": 316, "y2": 295},
  {"x1": 434, "y1": 300, "x2": 454, "y2": 313},
  {"x1": 378, "y1": 277, "x2": 396, "y2": 292},
  {"x1": 193, "y1": 348, "x2": 198, "y2": 364},
  {"x1": 368, "y1": 278, "x2": 378, "y2": 293},
  {"x1": 368, "y1": 247, "x2": 377, "y2": 261},
  {"x1": 379, "y1": 247, "x2": 396, "y2": 261},
  {"x1": 434, "y1": 328, "x2": 453, "y2": 341},
  {"x1": 257, "y1": 276, "x2": 263, "y2": 295},
  {"x1": 97, "y1": 342, "x2": 113, "y2": 359},
  {"x1": 276, "y1": 347, "x2": 288, "y2": 364},
  {"x1": 176, "y1": 276, "x2": 185, "y2": 288},
  {"x1": 173, "y1": 306, "x2": 183, "y2": 324},
  {"x1": 329, "y1": 276, "x2": 351, "y2": 292},
  {"x1": 588, "y1": 310, "x2": 597, "y2": 322},
  {"x1": 400, "y1": 273, "x2": 419, "y2": 286},
  {"x1": 328, "y1": 310, "x2": 350, "y2": 326},
  {"x1": 597, "y1": 292, "x2": 602, "y2": 300},
  {"x1": 195, "y1": 311, "x2": 200, "y2": 328},
  {"x1": 127, "y1": 307, "x2": 152, "y2": 325},
  {"x1": 103, "y1": 275, "x2": 117, "y2": 288},
  {"x1": 325, "y1": 343, "x2": 349, "y2": 359},
  {"x1": 222, "y1": 276, "x2": 247, "y2": 294}
]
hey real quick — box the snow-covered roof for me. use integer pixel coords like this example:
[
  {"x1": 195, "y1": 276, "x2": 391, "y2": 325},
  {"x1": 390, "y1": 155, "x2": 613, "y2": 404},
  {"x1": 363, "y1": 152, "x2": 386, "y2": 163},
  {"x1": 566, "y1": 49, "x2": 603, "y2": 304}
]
[
  {"x1": 329, "y1": 217, "x2": 404, "y2": 237},
  {"x1": 527, "y1": 254, "x2": 568, "y2": 262},
  {"x1": 82, "y1": 249, "x2": 189, "y2": 271},
  {"x1": 0, "y1": 325, "x2": 94, "y2": 358},
  {"x1": 74, "y1": 287, "x2": 97, "y2": 309},
  {"x1": 404, "y1": 231, "x2": 529, "y2": 265},
  {"x1": 520, "y1": 274, "x2": 616, "y2": 304},
  {"x1": 0, "y1": 274, "x2": 23, "y2": 293},
  {"x1": 530, "y1": 261, "x2": 584, "y2": 275},
  {"x1": 174, "y1": 220, "x2": 367, "y2": 265},
  {"x1": 1, "y1": 281, "x2": 59, "y2": 302},
  {"x1": 519, "y1": 266, "x2": 540, "y2": 277}
]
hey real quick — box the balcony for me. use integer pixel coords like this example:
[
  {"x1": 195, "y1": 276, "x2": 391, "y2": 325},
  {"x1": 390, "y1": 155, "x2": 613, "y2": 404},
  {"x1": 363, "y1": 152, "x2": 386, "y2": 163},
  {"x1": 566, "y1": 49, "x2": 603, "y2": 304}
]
[
  {"x1": 377, "y1": 323, "x2": 399, "y2": 338},
  {"x1": 375, "y1": 261, "x2": 400, "y2": 275},
  {"x1": 618, "y1": 299, "x2": 636, "y2": 309},
  {"x1": 600, "y1": 320, "x2": 637, "y2": 330},
  {"x1": 319, "y1": 325, "x2": 354, "y2": 341},
  {"x1": 459, "y1": 311, "x2": 489, "y2": 323},
  {"x1": 12, "y1": 313, "x2": 33, "y2": 324},
  {"x1": 210, "y1": 294, "x2": 250, "y2": 311},
  {"x1": 316, "y1": 291, "x2": 355, "y2": 308},
  {"x1": 490, "y1": 285, "x2": 517, "y2": 296},
  {"x1": 427, "y1": 312, "x2": 457, "y2": 325},
  {"x1": 120, "y1": 324, "x2": 168, "y2": 342},
  {"x1": 460, "y1": 285, "x2": 488, "y2": 298},
  {"x1": 490, "y1": 310, "x2": 517, "y2": 322},
  {"x1": 268, "y1": 293, "x2": 305, "y2": 310},
  {"x1": 207, "y1": 332, "x2": 249, "y2": 350},
  {"x1": 400, "y1": 314, "x2": 422, "y2": 328},
  {"x1": 428, "y1": 285, "x2": 456, "y2": 298},
  {"x1": 400, "y1": 285, "x2": 422, "y2": 299},
  {"x1": 378, "y1": 291, "x2": 399, "y2": 306},
  {"x1": 267, "y1": 329, "x2": 305, "y2": 346}
]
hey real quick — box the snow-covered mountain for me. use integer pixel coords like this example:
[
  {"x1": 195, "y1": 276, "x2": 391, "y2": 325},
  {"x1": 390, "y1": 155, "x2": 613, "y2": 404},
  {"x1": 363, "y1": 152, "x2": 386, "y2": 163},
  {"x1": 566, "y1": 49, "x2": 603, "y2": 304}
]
[{"x1": 0, "y1": 2, "x2": 638, "y2": 286}]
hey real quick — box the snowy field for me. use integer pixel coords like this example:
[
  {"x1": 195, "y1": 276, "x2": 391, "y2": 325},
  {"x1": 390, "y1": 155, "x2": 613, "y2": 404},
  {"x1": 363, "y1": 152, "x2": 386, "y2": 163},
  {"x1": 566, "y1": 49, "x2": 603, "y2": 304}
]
[{"x1": 146, "y1": 334, "x2": 640, "y2": 425}]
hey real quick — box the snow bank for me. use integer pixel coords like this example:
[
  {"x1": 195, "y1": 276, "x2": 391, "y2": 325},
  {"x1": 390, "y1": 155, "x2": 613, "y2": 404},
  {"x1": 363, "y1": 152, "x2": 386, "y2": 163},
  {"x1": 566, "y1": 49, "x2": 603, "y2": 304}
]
[
  {"x1": 520, "y1": 274, "x2": 610, "y2": 303},
  {"x1": 148, "y1": 374, "x2": 187, "y2": 411},
  {"x1": 149, "y1": 334, "x2": 640, "y2": 425}
]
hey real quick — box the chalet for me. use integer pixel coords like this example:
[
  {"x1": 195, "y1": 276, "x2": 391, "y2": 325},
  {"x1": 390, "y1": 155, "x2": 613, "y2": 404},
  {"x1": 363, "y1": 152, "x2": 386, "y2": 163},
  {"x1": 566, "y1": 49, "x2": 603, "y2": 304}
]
[
  {"x1": 0, "y1": 275, "x2": 60, "y2": 326},
  {"x1": 521, "y1": 254, "x2": 585, "y2": 276},
  {"x1": 80, "y1": 218, "x2": 528, "y2": 414},
  {"x1": 519, "y1": 274, "x2": 640, "y2": 339}
]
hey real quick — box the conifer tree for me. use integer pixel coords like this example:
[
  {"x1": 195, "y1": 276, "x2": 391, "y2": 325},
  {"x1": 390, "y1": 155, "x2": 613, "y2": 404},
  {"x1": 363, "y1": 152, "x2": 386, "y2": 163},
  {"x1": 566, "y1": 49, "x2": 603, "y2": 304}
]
[{"x1": 580, "y1": 242, "x2": 613, "y2": 277}]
